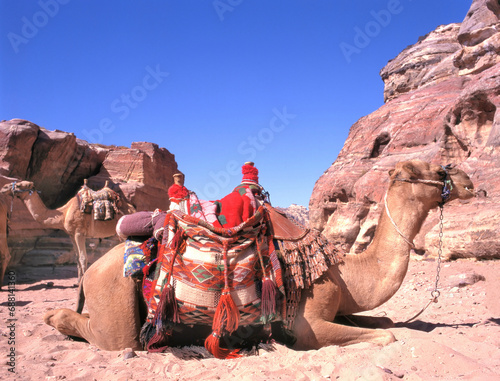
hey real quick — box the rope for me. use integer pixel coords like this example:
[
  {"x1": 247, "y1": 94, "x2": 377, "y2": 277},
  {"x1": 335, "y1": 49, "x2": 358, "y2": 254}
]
[{"x1": 384, "y1": 192, "x2": 416, "y2": 249}]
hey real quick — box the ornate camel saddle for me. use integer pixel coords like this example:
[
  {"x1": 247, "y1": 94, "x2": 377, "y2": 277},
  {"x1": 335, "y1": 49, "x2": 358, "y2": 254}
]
[{"x1": 77, "y1": 181, "x2": 120, "y2": 221}]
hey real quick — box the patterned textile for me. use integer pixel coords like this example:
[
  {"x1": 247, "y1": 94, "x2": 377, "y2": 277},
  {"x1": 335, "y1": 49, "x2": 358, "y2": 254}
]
[
  {"x1": 123, "y1": 238, "x2": 158, "y2": 277},
  {"x1": 123, "y1": 240, "x2": 145, "y2": 277},
  {"x1": 169, "y1": 192, "x2": 221, "y2": 228},
  {"x1": 141, "y1": 205, "x2": 283, "y2": 357}
]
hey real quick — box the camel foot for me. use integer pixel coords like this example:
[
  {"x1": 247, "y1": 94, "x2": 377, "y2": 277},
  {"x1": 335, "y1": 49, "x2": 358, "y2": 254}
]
[
  {"x1": 44, "y1": 308, "x2": 87, "y2": 339},
  {"x1": 370, "y1": 329, "x2": 397, "y2": 346}
]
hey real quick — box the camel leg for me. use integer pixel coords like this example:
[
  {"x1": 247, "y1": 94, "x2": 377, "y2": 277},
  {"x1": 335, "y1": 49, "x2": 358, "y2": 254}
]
[
  {"x1": 292, "y1": 281, "x2": 396, "y2": 349},
  {"x1": 44, "y1": 243, "x2": 143, "y2": 351},
  {"x1": 0, "y1": 234, "x2": 11, "y2": 289},
  {"x1": 293, "y1": 316, "x2": 396, "y2": 349},
  {"x1": 72, "y1": 233, "x2": 88, "y2": 282},
  {"x1": 335, "y1": 314, "x2": 395, "y2": 329},
  {"x1": 44, "y1": 308, "x2": 94, "y2": 340}
]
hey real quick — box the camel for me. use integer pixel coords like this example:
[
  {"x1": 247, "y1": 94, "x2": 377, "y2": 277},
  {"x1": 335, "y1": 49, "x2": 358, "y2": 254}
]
[
  {"x1": 10, "y1": 180, "x2": 134, "y2": 282},
  {"x1": 43, "y1": 160, "x2": 474, "y2": 351}
]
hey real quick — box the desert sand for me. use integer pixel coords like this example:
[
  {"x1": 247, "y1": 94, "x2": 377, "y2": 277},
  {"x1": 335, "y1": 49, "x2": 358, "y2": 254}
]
[{"x1": 1, "y1": 256, "x2": 499, "y2": 381}]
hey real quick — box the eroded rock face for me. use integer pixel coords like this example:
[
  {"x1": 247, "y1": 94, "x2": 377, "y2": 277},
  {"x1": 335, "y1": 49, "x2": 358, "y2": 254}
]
[
  {"x1": 1, "y1": 119, "x2": 178, "y2": 266},
  {"x1": 310, "y1": 0, "x2": 500, "y2": 260}
]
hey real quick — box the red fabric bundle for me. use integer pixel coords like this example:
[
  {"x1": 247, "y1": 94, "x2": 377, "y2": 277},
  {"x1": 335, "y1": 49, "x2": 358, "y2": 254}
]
[
  {"x1": 242, "y1": 163, "x2": 259, "y2": 183},
  {"x1": 168, "y1": 184, "x2": 189, "y2": 200}
]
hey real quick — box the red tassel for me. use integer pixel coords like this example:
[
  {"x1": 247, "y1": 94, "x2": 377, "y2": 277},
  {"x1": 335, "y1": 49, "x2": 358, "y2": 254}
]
[
  {"x1": 204, "y1": 332, "x2": 241, "y2": 359},
  {"x1": 168, "y1": 228, "x2": 184, "y2": 251},
  {"x1": 146, "y1": 328, "x2": 172, "y2": 353},
  {"x1": 261, "y1": 277, "x2": 277, "y2": 323},
  {"x1": 212, "y1": 288, "x2": 240, "y2": 333}
]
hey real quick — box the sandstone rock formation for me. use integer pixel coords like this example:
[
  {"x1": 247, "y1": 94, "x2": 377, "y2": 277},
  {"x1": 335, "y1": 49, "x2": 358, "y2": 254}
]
[
  {"x1": 310, "y1": 0, "x2": 500, "y2": 260},
  {"x1": 0, "y1": 119, "x2": 179, "y2": 267},
  {"x1": 276, "y1": 204, "x2": 309, "y2": 227}
]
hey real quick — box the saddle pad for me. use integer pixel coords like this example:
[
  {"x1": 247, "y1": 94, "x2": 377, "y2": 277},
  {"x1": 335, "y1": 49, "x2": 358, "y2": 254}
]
[{"x1": 264, "y1": 203, "x2": 308, "y2": 241}]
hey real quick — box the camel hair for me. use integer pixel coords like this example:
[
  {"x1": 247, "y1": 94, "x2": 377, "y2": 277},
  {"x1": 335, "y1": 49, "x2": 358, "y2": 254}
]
[
  {"x1": 9, "y1": 180, "x2": 135, "y2": 282},
  {"x1": 43, "y1": 160, "x2": 474, "y2": 351}
]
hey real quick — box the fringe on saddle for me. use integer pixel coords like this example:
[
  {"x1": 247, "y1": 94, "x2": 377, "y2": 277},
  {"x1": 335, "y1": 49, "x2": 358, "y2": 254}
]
[{"x1": 124, "y1": 203, "x2": 343, "y2": 359}]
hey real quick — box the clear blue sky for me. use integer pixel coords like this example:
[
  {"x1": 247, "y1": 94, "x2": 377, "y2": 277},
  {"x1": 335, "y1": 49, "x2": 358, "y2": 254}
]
[{"x1": 1, "y1": 0, "x2": 472, "y2": 208}]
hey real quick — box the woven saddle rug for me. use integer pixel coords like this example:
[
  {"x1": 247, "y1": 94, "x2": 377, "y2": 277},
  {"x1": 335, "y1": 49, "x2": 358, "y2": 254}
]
[{"x1": 140, "y1": 205, "x2": 284, "y2": 358}]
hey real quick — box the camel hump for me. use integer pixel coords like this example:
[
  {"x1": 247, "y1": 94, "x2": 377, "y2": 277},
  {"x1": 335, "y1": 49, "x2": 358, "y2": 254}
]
[{"x1": 264, "y1": 203, "x2": 308, "y2": 241}]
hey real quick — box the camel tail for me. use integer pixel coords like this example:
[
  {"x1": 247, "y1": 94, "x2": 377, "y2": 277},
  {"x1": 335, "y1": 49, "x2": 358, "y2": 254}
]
[{"x1": 76, "y1": 278, "x2": 85, "y2": 313}]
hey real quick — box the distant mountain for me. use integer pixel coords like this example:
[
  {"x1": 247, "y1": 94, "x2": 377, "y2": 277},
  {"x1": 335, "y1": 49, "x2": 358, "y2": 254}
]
[{"x1": 275, "y1": 204, "x2": 309, "y2": 228}]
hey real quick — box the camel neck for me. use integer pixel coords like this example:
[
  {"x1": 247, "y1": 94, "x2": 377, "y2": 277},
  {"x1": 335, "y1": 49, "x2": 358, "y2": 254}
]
[
  {"x1": 337, "y1": 188, "x2": 429, "y2": 314},
  {"x1": 21, "y1": 191, "x2": 64, "y2": 228}
]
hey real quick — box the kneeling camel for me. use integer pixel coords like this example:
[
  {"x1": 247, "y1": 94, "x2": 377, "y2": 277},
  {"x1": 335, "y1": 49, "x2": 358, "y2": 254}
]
[{"x1": 43, "y1": 160, "x2": 474, "y2": 351}]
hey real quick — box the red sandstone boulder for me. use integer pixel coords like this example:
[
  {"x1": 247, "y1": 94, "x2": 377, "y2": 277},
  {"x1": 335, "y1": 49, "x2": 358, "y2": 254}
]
[
  {"x1": 310, "y1": 0, "x2": 500, "y2": 260},
  {"x1": 0, "y1": 119, "x2": 179, "y2": 266}
]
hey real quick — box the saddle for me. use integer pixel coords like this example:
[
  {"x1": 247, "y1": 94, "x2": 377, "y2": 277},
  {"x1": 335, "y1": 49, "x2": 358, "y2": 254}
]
[
  {"x1": 263, "y1": 203, "x2": 308, "y2": 241},
  {"x1": 77, "y1": 182, "x2": 120, "y2": 221}
]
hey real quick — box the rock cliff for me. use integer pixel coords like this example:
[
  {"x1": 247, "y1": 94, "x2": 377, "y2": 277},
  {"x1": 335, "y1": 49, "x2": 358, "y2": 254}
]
[
  {"x1": 0, "y1": 119, "x2": 178, "y2": 266},
  {"x1": 310, "y1": 0, "x2": 500, "y2": 260}
]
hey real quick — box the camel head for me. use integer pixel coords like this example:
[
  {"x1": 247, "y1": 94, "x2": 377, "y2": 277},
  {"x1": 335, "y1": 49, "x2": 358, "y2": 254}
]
[
  {"x1": 9, "y1": 181, "x2": 36, "y2": 199},
  {"x1": 388, "y1": 160, "x2": 474, "y2": 208}
]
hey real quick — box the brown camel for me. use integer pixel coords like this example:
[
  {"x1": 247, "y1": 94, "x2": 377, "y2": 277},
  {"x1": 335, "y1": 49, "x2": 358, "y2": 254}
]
[
  {"x1": 10, "y1": 181, "x2": 134, "y2": 282},
  {"x1": 43, "y1": 161, "x2": 474, "y2": 351},
  {"x1": 0, "y1": 185, "x2": 13, "y2": 288}
]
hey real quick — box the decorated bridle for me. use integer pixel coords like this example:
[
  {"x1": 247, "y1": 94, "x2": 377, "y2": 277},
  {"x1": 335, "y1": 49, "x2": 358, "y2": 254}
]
[{"x1": 9, "y1": 181, "x2": 36, "y2": 215}]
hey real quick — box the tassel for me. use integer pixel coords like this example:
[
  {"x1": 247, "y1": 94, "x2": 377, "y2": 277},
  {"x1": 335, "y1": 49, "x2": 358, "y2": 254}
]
[
  {"x1": 212, "y1": 288, "x2": 240, "y2": 334},
  {"x1": 204, "y1": 332, "x2": 241, "y2": 359},
  {"x1": 146, "y1": 328, "x2": 172, "y2": 353},
  {"x1": 154, "y1": 283, "x2": 180, "y2": 327},
  {"x1": 139, "y1": 321, "x2": 155, "y2": 348},
  {"x1": 168, "y1": 228, "x2": 184, "y2": 251},
  {"x1": 261, "y1": 277, "x2": 277, "y2": 324}
]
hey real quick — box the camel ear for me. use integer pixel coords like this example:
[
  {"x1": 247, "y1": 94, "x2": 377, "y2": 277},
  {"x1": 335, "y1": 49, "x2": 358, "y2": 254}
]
[
  {"x1": 388, "y1": 169, "x2": 395, "y2": 176},
  {"x1": 402, "y1": 163, "x2": 421, "y2": 179}
]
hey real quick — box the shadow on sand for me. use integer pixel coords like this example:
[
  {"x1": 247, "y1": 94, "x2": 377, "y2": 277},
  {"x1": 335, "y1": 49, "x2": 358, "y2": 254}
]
[{"x1": 394, "y1": 317, "x2": 500, "y2": 332}]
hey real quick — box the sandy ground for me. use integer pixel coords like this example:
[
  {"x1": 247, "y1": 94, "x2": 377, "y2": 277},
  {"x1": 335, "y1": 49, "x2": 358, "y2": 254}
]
[{"x1": 1, "y1": 257, "x2": 500, "y2": 381}]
